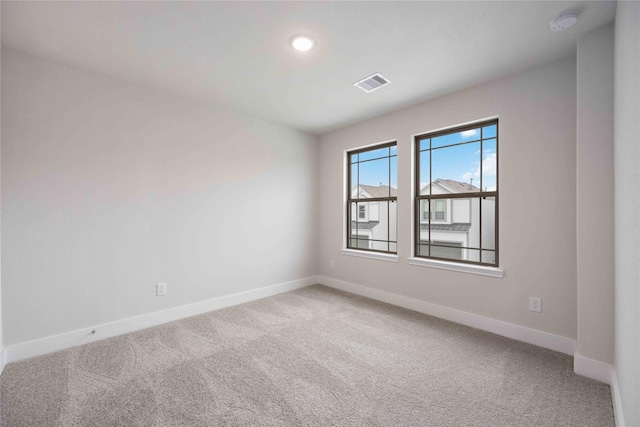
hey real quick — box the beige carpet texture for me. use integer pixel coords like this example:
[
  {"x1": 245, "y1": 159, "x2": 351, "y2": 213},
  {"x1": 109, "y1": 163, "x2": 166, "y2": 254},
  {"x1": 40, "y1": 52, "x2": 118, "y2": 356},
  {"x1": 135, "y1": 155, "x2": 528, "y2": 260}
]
[{"x1": 0, "y1": 285, "x2": 614, "y2": 426}]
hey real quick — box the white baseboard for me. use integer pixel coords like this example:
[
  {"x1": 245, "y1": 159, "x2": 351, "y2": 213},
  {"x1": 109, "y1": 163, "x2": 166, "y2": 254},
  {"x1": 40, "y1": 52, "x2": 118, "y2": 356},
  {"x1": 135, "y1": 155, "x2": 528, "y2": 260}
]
[
  {"x1": 573, "y1": 353, "x2": 613, "y2": 384},
  {"x1": 0, "y1": 348, "x2": 7, "y2": 375},
  {"x1": 5, "y1": 276, "x2": 319, "y2": 364},
  {"x1": 318, "y1": 275, "x2": 576, "y2": 355},
  {"x1": 610, "y1": 367, "x2": 626, "y2": 427}
]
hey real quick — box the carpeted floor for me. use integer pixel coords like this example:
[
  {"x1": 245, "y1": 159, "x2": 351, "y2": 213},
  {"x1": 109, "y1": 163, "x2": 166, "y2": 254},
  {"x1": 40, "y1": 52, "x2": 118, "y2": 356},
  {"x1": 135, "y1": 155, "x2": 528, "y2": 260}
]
[{"x1": 0, "y1": 285, "x2": 614, "y2": 426}]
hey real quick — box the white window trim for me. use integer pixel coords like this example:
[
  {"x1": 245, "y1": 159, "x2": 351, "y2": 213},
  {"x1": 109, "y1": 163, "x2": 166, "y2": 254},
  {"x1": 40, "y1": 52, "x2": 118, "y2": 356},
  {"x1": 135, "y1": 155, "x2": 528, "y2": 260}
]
[
  {"x1": 407, "y1": 257, "x2": 504, "y2": 278},
  {"x1": 341, "y1": 249, "x2": 399, "y2": 263}
]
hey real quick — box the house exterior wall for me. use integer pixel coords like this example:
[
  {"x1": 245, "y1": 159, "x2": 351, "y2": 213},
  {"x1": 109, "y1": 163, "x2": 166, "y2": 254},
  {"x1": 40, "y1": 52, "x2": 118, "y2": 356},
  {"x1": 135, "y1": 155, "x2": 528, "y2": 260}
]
[
  {"x1": 350, "y1": 199, "x2": 396, "y2": 252},
  {"x1": 417, "y1": 191, "x2": 494, "y2": 264},
  {"x1": 452, "y1": 199, "x2": 471, "y2": 223}
]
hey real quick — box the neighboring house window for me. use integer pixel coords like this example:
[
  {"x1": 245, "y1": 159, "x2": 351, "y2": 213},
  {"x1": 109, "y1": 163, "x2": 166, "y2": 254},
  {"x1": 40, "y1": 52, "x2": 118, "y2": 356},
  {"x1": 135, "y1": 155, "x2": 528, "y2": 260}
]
[
  {"x1": 347, "y1": 142, "x2": 398, "y2": 253},
  {"x1": 429, "y1": 241, "x2": 462, "y2": 259},
  {"x1": 358, "y1": 205, "x2": 366, "y2": 220},
  {"x1": 415, "y1": 120, "x2": 498, "y2": 266},
  {"x1": 423, "y1": 199, "x2": 446, "y2": 221}
]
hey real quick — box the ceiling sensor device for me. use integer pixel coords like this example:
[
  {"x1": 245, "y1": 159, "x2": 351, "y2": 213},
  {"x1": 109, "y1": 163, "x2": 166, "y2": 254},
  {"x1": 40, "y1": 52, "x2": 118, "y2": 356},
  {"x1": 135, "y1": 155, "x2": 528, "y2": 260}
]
[{"x1": 549, "y1": 11, "x2": 579, "y2": 32}]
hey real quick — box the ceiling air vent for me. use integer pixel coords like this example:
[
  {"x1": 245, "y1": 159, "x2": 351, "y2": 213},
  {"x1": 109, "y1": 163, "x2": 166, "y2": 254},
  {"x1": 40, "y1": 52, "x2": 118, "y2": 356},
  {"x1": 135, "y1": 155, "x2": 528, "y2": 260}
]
[{"x1": 354, "y1": 73, "x2": 391, "y2": 93}]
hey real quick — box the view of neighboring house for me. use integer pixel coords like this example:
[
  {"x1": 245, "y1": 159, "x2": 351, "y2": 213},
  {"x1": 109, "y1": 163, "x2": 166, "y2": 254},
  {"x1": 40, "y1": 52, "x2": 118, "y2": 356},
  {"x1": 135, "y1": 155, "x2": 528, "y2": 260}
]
[
  {"x1": 350, "y1": 179, "x2": 495, "y2": 263},
  {"x1": 350, "y1": 184, "x2": 397, "y2": 252},
  {"x1": 418, "y1": 179, "x2": 496, "y2": 263}
]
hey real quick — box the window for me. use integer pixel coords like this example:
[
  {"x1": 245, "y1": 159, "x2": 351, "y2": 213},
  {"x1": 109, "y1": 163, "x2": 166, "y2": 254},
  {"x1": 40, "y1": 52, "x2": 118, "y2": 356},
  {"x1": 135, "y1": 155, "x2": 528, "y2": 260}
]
[
  {"x1": 347, "y1": 142, "x2": 397, "y2": 253},
  {"x1": 423, "y1": 199, "x2": 446, "y2": 221},
  {"x1": 358, "y1": 205, "x2": 366, "y2": 220},
  {"x1": 415, "y1": 120, "x2": 498, "y2": 266}
]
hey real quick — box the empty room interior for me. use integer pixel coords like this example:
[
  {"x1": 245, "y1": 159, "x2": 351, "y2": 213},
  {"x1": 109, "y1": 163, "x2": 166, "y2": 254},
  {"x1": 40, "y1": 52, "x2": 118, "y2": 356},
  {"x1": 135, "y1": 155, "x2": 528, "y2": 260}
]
[{"x1": 1, "y1": 1, "x2": 639, "y2": 426}]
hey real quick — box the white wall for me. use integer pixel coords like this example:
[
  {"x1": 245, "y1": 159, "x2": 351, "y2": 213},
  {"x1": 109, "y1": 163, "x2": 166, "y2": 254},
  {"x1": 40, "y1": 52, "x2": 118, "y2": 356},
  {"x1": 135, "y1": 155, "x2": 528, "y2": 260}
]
[
  {"x1": 319, "y1": 56, "x2": 578, "y2": 340},
  {"x1": 614, "y1": 2, "x2": 640, "y2": 425},
  {"x1": 1, "y1": 48, "x2": 318, "y2": 346},
  {"x1": 576, "y1": 24, "x2": 614, "y2": 365},
  {"x1": 0, "y1": 6, "x2": 4, "y2": 372}
]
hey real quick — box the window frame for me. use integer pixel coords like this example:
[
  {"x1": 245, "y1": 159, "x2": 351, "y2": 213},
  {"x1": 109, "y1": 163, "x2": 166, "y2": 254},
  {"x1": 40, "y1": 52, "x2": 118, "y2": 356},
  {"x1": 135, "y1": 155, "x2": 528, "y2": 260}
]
[
  {"x1": 346, "y1": 141, "x2": 398, "y2": 255},
  {"x1": 414, "y1": 119, "x2": 499, "y2": 267}
]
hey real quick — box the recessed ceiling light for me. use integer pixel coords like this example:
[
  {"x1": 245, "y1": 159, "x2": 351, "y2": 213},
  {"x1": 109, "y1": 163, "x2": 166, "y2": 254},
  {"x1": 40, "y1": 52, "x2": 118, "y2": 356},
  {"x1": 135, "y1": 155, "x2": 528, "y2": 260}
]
[
  {"x1": 549, "y1": 11, "x2": 579, "y2": 32},
  {"x1": 290, "y1": 35, "x2": 315, "y2": 52}
]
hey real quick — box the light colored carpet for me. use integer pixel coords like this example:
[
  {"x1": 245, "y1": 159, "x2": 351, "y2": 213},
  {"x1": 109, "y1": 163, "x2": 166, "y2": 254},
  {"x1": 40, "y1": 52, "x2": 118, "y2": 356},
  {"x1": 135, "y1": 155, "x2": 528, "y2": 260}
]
[{"x1": 0, "y1": 285, "x2": 614, "y2": 426}]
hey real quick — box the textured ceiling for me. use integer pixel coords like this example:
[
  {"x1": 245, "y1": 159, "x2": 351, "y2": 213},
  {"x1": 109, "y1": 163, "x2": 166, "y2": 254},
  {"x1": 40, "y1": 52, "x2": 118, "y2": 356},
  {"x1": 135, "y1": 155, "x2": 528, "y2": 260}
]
[{"x1": 1, "y1": 1, "x2": 616, "y2": 135}]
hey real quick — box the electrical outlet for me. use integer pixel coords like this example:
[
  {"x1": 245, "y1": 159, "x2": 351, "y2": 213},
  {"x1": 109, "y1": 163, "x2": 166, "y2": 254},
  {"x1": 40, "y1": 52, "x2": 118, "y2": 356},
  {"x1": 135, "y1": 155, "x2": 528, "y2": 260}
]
[
  {"x1": 330, "y1": 260, "x2": 335, "y2": 269},
  {"x1": 529, "y1": 297, "x2": 541, "y2": 313},
  {"x1": 156, "y1": 282, "x2": 167, "y2": 296}
]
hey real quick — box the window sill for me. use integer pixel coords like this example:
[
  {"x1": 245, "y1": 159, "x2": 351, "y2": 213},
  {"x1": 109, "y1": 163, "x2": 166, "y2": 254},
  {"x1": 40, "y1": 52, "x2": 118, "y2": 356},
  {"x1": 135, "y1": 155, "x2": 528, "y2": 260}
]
[
  {"x1": 407, "y1": 257, "x2": 504, "y2": 278},
  {"x1": 341, "y1": 249, "x2": 399, "y2": 263}
]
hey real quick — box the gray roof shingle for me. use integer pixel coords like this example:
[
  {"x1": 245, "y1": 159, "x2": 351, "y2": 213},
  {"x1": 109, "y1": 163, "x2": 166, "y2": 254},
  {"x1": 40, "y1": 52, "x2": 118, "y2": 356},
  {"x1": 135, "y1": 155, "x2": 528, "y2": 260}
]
[
  {"x1": 435, "y1": 179, "x2": 480, "y2": 193},
  {"x1": 420, "y1": 223, "x2": 471, "y2": 231},
  {"x1": 357, "y1": 184, "x2": 397, "y2": 198},
  {"x1": 351, "y1": 221, "x2": 380, "y2": 230}
]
